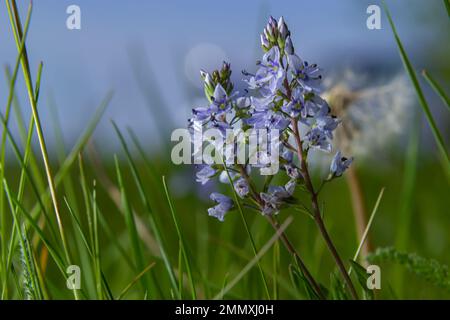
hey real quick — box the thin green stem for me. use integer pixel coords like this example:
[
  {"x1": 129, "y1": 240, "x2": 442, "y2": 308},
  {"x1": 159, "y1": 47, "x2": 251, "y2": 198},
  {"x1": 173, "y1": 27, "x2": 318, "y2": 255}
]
[
  {"x1": 6, "y1": 0, "x2": 79, "y2": 299},
  {"x1": 222, "y1": 163, "x2": 271, "y2": 300},
  {"x1": 383, "y1": 2, "x2": 449, "y2": 169}
]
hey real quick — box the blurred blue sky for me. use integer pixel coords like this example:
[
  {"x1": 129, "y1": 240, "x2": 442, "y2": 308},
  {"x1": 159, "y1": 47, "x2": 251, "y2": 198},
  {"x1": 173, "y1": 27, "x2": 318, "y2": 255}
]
[{"x1": 0, "y1": 0, "x2": 448, "y2": 152}]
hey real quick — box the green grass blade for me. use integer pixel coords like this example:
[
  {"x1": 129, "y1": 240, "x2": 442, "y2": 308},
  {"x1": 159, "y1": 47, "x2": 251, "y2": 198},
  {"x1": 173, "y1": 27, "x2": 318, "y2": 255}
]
[
  {"x1": 394, "y1": 113, "x2": 421, "y2": 293},
  {"x1": 26, "y1": 92, "x2": 112, "y2": 220},
  {"x1": 162, "y1": 175, "x2": 197, "y2": 299},
  {"x1": 221, "y1": 163, "x2": 271, "y2": 300},
  {"x1": 213, "y1": 216, "x2": 292, "y2": 299},
  {"x1": 116, "y1": 262, "x2": 156, "y2": 300},
  {"x1": 0, "y1": 2, "x2": 33, "y2": 298},
  {"x1": 383, "y1": 1, "x2": 449, "y2": 168},
  {"x1": 352, "y1": 188, "x2": 385, "y2": 263},
  {"x1": 4, "y1": 181, "x2": 65, "y2": 272},
  {"x1": 112, "y1": 121, "x2": 179, "y2": 298},
  {"x1": 3, "y1": 180, "x2": 44, "y2": 300},
  {"x1": 6, "y1": 2, "x2": 78, "y2": 299},
  {"x1": 64, "y1": 198, "x2": 114, "y2": 300},
  {"x1": 444, "y1": 0, "x2": 450, "y2": 19},
  {"x1": 0, "y1": 111, "x2": 59, "y2": 242},
  {"x1": 91, "y1": 180, "x2": 103, "y2": 299},
  {"x1": 348, "y1": 188, "x2": 385, "y2": 278},
  {"x1": 114, "y1": 156, "x2": 149, "y2": 292},
  {"x1": 422, "y1": 70, "x2": 450, "y2": 112}
]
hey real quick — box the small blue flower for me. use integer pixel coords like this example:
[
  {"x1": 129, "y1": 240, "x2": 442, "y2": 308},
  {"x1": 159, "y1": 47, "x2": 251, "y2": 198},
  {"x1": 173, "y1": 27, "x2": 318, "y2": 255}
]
[
  {"x1": 246, "y1": 47, "x2": 285, "y2": 96},
  {"x1": 285, "y1": 163, "x2": 301, "y2": 179},
  {"x1": 281, "y1": 149, "x2": 301, "y2": 179},
  {"x1": 314, "y1": 114, "x2": 340, "y2": 140},
  {"x1": 330, "y1": 151, "x2": 353, "y2": 177},
  {"x1": 209, "y1": 84, "x2": 231, "y2": 113},
  {"x1": 208, "y1": 193, "x2": 234, "y2": 222},
  {"x1": 196, "y1": 165, "x2": 216, "y2": 185},
  {"x1": 192, "y1": 84, "x2": 233, "y2": 124},
  {"x1": 260, "y1": 182, "x2": 296, "y2": 215},
  {"x1": 210, "y1": 119, "x2": 231, "y2": 136},
  {"x1": 288, "y1": 55, "x2": 321, "y2": 91},
  {"x1": 234, "y1": 178, "x2": 249, "y2": 198},
  {"x1": 282, "y1": 87, "x2": 304, "y2": 117},
  {"x1": 191, "y1": 106, "x2": 213, "y2": 123},
  {"x1": 299, "y1": 93, "x2": 329, "y2": 119},
  {"x1": 247, "y1": 109, "x2": 290, "y2": 130},
  {"x1": 305, "y1": 127, "x2": 332, "y2": 152},
  {"x1": 236, "y1": 97, "x2": 251, "y2": 109}
]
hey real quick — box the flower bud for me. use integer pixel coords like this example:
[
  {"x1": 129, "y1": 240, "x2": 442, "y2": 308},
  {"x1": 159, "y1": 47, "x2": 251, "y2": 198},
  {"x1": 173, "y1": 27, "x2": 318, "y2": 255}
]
[
  {"x1": 200, "y1": 69, "x2": 208, "y2": 80},
  {"x1": 285, "y1": 36, "x2": 294, "y2": 55},
  {"x1": 268, "y1": 16, "x2": 277, "y2": 29},
  {"x1": 260, "y1": 34, "x2": 269, "y2": 48},
  {"x1": 204, "y1": 73, "x2": 214, "y2": 88},
  {"x1": 265, "y1": 25, "x2": 274, "y2": 40},
  {"x1": 277, "y1": 17, "x2": 288, "y2": 39}
]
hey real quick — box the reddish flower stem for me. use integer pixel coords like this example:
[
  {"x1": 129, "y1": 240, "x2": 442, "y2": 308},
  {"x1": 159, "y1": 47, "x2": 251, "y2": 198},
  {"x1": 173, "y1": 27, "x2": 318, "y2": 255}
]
[{"x1": 290, "y1": 119, "x2": 359, "y2": 300}]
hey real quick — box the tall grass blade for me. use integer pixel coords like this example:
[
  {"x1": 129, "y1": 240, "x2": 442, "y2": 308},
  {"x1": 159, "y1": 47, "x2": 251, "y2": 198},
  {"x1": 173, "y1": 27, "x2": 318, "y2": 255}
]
[
  {"x1": 117, "y1": 262, "x2": 156, "y2": 300},
  {"x1": 383, "y1": 2, "x2": 449, "y2": 168},
  {"x1": 213, "y1": 216, "x2": 292, "y2": 299},
  {"x1": 444, "y1": 0, "x2": 450, "y2": 19},
  {"x1": 112, "y1": 121, "x2": 179, "y2": 298},
  {"x1": 6, "y1": 1, "x2": 78, "y2": 299},
  {"x1": 422, "y1": 70, "x2": 450, "y2": 112},
  {"x1": 162, "y1": 176, "x2": 197, "y2": 299},
  {"x1": 352, "y1": 188, "x2": 385, "y2": 263},
  {"x1": 221, "y1": 163, "x2": 271, "y2": 300},
  {"x1": 114, "y1": 156, "x2": 150, "y2": 292},
  {"x1": 0, "y1": 2, "x2": 32, "y2": 298}
]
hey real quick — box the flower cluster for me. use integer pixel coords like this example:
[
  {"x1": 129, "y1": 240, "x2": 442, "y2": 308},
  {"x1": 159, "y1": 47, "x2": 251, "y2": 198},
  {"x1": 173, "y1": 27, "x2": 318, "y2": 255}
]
[{"x1": 188, "y1": 16, "x2": 353, "y2": 221}]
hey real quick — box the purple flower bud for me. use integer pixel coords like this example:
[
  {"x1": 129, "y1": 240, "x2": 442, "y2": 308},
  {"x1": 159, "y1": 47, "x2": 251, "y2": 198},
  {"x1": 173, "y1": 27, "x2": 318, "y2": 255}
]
[
  {"x1": 204, "y1": 73, "x2": 214, "y2": 88},
  {"x1": 263, "y1": 27, "x2": 271, "y2": 41},
  {"x1": 277, "y1": 17, "x2": 288, "y2": 39},
  {"x1": 260, "y1": 34, "x2": 269, "y2": 48},
  {"x1": 285, "y1": 36, "x2": 294, "y2": 55},
  {"x1": 268, "y1": 16, "x2": 277, "y2": 29},
  {"x1": 200, "y1": 69, "x2": 208, "y2": 79}
]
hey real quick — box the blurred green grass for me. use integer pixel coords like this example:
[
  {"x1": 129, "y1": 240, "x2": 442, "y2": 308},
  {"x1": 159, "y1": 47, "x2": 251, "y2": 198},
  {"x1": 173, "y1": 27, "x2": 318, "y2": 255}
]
[{"x1": 4, "y1": 152, "x2": 448, "y2": 299}]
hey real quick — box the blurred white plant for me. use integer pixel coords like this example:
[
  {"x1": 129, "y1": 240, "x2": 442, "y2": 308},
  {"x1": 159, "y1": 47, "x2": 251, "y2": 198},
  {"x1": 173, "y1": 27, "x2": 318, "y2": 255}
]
[
  {"x1": 324, "y1": 70, "x2": 415, "y2": 159},
  {"x1": 321, "y1": 70, "x2": 414, "y2": 261}
]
